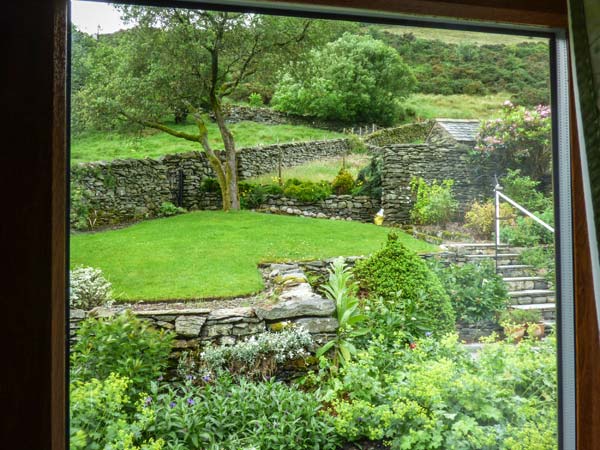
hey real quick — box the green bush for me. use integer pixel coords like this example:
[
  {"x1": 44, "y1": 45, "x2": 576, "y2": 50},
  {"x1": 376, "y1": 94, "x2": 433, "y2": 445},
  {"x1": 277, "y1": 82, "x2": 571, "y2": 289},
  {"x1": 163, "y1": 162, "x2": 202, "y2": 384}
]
[
  {"x1": 409, "y1": 177, "x2": 459, "y2": 226},
  {"x1": 239, "y1": 182, "x2": 267, "y2": 209},
  {"x1": 157, "y1": 201, "x2": 186, "y2": 217},
  {"x1": 148, "y1": 375, "x2": 340, "y2": 450},
  {"x1": 352, "y1": 156, "x2": 382, "y2": 198},
  {"x1": 247, "y1": 92, "x2": 263, "y2": 107},
  {"x1": 71, "y1": 312, "x2": 174, "y2": 396},
  {"x1": 324, "y1": 334, "x2": 557, "y2": 449},
  {"x1": 199, "y1": 177, "x2": 221, "y2": 193},
  {"x1": 283, "y1": 178, "x2": 332, "y2": 202},
  {"x1": 354, "y1": 235, "x2": 455, "y2": 335},
  {"x1": 431, "y1": 260, "x2": 509, "y2": 325},
  {"x1": 70, "y1": 266, "x2": 113, "y2": 310},
  {"x1": 332, "y1": 168, "x2": 355, "y2": 195},
  {"x1": 520, "y1": 246, "x2": 555, "y2": 282},
  {"x1": 500, "y1": 207, "x2": 554, "y2": 247},
  {"x1": 70, "y1": 373, "x2": 164, "y2": 450},
  {"x1": 501, "y1": 169, "x2": 552, "y2": 212}
]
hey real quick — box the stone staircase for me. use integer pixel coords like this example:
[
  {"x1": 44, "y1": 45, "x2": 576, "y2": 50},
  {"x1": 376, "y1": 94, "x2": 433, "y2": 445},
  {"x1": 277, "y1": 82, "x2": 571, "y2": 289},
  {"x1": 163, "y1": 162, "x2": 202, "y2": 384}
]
[{"x1": 446, "y1": 243, "x2": 555, "y2": 326}]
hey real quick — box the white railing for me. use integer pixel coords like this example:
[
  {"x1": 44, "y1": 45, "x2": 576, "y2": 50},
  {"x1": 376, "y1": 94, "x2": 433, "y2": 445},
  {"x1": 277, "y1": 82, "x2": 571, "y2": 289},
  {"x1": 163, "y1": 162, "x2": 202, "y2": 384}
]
[{"x1": 494, "y1": 183, "x2": 554, "y2": 269}]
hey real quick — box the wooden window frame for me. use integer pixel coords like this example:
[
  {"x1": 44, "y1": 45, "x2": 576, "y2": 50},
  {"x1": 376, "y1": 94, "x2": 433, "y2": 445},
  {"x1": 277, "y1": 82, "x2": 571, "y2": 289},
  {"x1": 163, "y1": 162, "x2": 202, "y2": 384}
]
[{"x1": 4, "y1": 1, "x2": 599, "y2": 449}]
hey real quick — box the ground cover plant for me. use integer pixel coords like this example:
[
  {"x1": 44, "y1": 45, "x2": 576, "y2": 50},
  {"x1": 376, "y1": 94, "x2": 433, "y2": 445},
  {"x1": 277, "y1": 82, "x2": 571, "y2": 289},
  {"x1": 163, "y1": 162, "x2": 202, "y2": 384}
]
[
  {"x1": 70, "y1": 211, "x2": 434, "y2": 300},
  {"x1": 71, "y1": 120, "x2": 343, "y2": 164}
]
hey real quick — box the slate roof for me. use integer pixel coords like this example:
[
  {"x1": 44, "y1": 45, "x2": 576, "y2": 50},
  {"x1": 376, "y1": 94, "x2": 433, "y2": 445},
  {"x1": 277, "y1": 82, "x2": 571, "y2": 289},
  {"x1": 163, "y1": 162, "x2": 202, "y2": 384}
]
[{"x1": 436, "y1": 119, "x2": 481, "y2": 143}]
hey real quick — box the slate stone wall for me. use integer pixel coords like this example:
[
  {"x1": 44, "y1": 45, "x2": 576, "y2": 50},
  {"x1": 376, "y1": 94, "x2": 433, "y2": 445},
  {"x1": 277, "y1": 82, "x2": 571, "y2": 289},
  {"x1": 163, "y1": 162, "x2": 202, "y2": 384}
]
[
  {"x1": 261, "y1": 194, "x2": 379, "y2": 222},
  {"x1": 71, "y1": 139, "x2": 350, "y2": 227}
]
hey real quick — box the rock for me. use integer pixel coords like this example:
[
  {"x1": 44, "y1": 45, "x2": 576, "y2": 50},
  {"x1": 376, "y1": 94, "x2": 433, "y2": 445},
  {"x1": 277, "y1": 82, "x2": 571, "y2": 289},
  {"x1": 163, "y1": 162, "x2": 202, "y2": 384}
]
[
  {"x1": 89, "y1": 306, "x2": 121, "y2": 318},
  {"x1": 173, "y1": 338, "x2": 200, "y2": 349},
  {"x1": 208, "y1": 307, "x2": 256, "y2": 321},
  {"x1": 317, "y1": 212, "x2": 327, "y2": 219},
  {"x1": 256, "y1": 295, "x2": 335, "y2": 321},
  {"x1": 219, "y1": 336, "x2": 236, "y2": 346},
  {"x1": 155, "y1": 321, "x2": 175, "y2": 330},
  {"x1": 70, "y1": 309, "x2": 87, "y2": 320},
  {"x1": 202, "y1": 323, "x2": 234, "y2": 337},
  {"x1": 294, "y1": 317, "x2": 339, "y2": 333},
  {"x1": 175, "y1": 315, "x2": 206, "y2": 337}
]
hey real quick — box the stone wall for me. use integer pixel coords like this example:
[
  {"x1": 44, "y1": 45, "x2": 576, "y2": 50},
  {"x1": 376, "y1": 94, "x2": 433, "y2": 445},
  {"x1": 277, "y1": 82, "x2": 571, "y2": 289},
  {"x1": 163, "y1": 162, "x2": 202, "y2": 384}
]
[
  {"x1": 380, "y1": 125, "x2": 495, "y2": 224},
  {"x1": 69, "y1": 263, "x2": 338, "y2": 351},
  {"x1": 261, "y1": 194, "x2": 379, "y2": 222},
  {"x1": 364, "y1": 121, "x2": 434, "y2": 147},
  {"x1": 72, "y1": 139, "x2": 350, "y2": 227}
]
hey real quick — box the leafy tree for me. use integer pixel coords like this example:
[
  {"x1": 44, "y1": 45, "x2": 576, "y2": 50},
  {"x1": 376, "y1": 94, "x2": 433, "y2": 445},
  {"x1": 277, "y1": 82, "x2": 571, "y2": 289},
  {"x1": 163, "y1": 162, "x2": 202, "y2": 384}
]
[
  {"x1": 272, "y1": 33, "x2": 416, "y2": 126},
  {"x1": 77, "y1": 7, "x2": 318, "y2": 211}
]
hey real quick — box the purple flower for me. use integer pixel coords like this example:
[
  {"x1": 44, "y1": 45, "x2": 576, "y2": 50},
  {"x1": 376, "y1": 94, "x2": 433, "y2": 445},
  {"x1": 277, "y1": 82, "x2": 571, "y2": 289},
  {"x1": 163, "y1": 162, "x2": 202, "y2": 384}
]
[
  {"x1": 187, "y1": 398, "x2": 195, "y2": 406},
  {"x1": 202, "y1": 374, "x2": 211, "y2": 382},
  {"x1": 425, "y1": 331, "x2": 432, "y2": 338},
  {"x1": 169, "y1": 401, "x2": 176, "y2": 408},
  {"x1": 144, "y1": 396, "x2": 152, "y2": 406},
  {"x1": 186, "y1": 375, "x2": 195, "y2": 381}
]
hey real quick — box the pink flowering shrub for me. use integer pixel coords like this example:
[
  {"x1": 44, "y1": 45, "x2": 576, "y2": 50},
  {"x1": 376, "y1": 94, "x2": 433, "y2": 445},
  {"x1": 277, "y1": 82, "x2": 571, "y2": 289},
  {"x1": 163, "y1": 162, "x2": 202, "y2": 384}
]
[{"x1": 475, "y1": 101, "x2": 551, "y2": 181}]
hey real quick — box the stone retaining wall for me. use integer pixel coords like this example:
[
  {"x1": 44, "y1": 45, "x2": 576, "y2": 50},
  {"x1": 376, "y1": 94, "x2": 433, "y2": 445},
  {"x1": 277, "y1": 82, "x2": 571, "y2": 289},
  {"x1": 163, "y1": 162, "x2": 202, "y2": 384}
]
[
  {"x1": 261, "y1": 194, "x2": 379, "y2": 222},
  {"x1": 71, "y1": 139, "x2": 350, "y2": 227},
  {"x1": 69, "y1": 263, "x2": 338, "y2": 352}
]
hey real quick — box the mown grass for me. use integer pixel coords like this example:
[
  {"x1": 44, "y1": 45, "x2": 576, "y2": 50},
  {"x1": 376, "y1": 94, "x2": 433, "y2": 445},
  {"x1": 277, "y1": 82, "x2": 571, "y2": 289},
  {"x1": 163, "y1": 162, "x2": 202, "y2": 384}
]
[
  {"x1": 70, "y1": 210, "x2": 435, "y2": 301},
  {"x1": 71, "y1": 120, "x2": 344, "y2": 165},
  {"x1": 405, "y1": 93, "x2": 508, "y2": 120},
  {"x1": 248, "y1": 153, "x2": 371, "y2": 184},
  {"x1": 378, "y1": 25, "x2": 546, "y2": 46}
]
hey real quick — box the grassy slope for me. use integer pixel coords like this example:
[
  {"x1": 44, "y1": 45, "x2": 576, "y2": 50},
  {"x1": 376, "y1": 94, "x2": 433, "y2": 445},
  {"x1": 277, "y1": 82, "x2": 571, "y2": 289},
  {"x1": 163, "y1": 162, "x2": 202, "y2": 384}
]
[
  {"x1": 378, "y1": 25, "x2": 545, "y2": 46},
  {"x1": 71, "y1": 211, "x2": 435, "y2": 301},
  {"x1": 248, "y1": 153, "x2": 371, "y2": 184},
  {"x1": 71, "y1": 120, "x2": 344, "y2": 165},
  {"x1": 405, "y1": 93, "x2": 508, "y2": 120}
]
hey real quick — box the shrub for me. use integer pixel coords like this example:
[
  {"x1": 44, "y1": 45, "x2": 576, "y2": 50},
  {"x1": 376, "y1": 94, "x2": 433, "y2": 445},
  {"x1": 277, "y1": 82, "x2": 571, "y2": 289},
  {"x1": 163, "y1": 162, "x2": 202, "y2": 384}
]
[
  {"x1": 199, "y1": 177, "x2": 221, "y2": 193},
  {"x1": 238, "y1": 182, "x2": 267, "y2": 209},
  {"x1": 70, "y1": 373, "x2": 164, "y2": 450},
  {"x1": 431, "y1": 260, "x2": 509, "y2": 324},
  {"x1": 409, "y1": 177, "x2": 459, "y2": 226},
  {"x1": 283, "y1": 178, "x2": 332, "y2": 202},
  {"x1": 501, "y1": 169, "x2": 552, "y2": 212},
  {"x1": 464, "y1": 200, "x2": 515, "y2": 240},
  {"x1": 191, "y1": 327, "x2": 313, "y2": 379},
  {"x1": 71, "y1": 312, "x2": 174, "y2": 396},
  {"x1": 69, "y1": 266, "x2": 113, "y2": 310},
  {"x1": 157, "y1": 201, "x2": 185, "y2": 217},
  {"x1": 354, "y1": 235, "x2": 455, "y2": 335},
  {"x1": 148, "y1": 375, "x2": 340, "y2": 450},
  {"x1": 352, "y1": 156, "x2": 382, "y2": 198},
  {"x1": 520, "y1": 245, "x2": 555, "y2": 282},
  {"x1": 247, "y1": 92, "x2": 263, "y2": 107},
  {"x1": 500, "y1": 206, "x2": 554, "y2": 247},
  {"x1": 332, "y1": 168, "x2": 355, "y2": 195}
]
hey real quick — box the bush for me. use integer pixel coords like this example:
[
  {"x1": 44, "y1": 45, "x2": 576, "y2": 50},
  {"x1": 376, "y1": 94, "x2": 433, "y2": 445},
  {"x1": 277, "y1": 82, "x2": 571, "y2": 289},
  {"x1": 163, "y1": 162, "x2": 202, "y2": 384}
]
[
  {"x1": 148, "y1": 375, "x2": 340, "y2": 450},
  {"x1": 520, "y1": 246, "x2": 555, "y2": 282},
  {"x1": 157, "y1": 201, "x2": 186, "y2": 217},
  {"x1": 354, "y1": 235, "x2": 455, "y2": 335},
  {"x1": 465, "y1": 200, "x2": 515, "y2": 240},
  {"x1": 501, "y1": 169, "x2": 552, "y2": 212},
  {"x1": 239, "y1": 182, "x2": 267, "y2": 209},
  {"x1": 409, "y1": 177, "x2": 458, "y2": 226},
  {"x1": 283, "y1": 178, "x2": 332, "y2": 202},
  {"x1": 247, "y1": 92, "x2": 263, "y2": 107},
  {"x1": 431, "y1": 260, "x2": 509, "y2": 324},
  {"x1": 352, "y1": 156, "x2": 382, "y2": 198},
  {"x1": 70, "y1": 374, "x2": 164, "y2": 450},
  {"x1": 500, "y1": 206, "x2": 554, "y2": 247},
  {"x1": 332, "y1": 168, "x2": 355, "y2": 195},
  {"x1": 199, "y1": 177, "x2": 221, "y2": 193},
  {"x1": 190, "y1": 327, "x2": 313, "y2": 379},
  {"x1": 70, "y1": 266, "x2": 113, "y2": 310},
  {"x1": 71, "y1": 312, "x2": 174, "y2": 396}
]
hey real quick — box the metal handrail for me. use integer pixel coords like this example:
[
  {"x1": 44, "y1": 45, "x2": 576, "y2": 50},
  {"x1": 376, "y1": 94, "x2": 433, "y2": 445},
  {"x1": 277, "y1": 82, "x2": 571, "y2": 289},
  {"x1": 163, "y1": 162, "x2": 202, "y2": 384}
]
[{"x1": 494, "y1": 183, "x2": 554, "y2": 271}]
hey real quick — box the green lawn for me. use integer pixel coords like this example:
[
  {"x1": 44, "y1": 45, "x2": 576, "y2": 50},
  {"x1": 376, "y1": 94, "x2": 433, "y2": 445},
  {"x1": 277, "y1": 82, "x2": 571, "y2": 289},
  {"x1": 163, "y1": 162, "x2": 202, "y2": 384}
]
[
  {"x1": 405, "y1": 93, "x2": 508, "y2": 121},
  {"x1": 70, "y1": 211, "x2": 435, "y2": 301},
  {"x1": 248, "y1": 153, "x2": 371, "y2": 184},
  {"x1": 71, "y1": 120, "x2": 344, "y2": 165}
]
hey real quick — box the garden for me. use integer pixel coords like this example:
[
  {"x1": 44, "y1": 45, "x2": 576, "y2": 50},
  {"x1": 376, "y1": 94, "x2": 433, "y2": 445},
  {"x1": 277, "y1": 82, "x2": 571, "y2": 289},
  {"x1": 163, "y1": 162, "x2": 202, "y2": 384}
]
[{"x1": 70, "y1": 4, "x2": 558, "y2": 449}]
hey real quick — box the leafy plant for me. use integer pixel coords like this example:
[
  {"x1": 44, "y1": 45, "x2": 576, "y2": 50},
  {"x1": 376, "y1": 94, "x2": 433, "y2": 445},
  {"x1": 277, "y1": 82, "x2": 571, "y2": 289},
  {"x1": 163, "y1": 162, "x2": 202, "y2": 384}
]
[
  {"x1": 193, "y1": 327, "x2": 313, "y2": 379},
  {"x1": 247, "y1": 92, "x2": 264, "y2": 107},
  {"x1": 432, "y1": 260, "x2": 509, "y2": 324},
  {"x1": 317, "y1": 257, "x2": 367, "y2": 369},
  {"x1": 354, "y1": 235, "x2": 455, "y2": 335},
  {"x1": 500, "y1": 206, "x2": 554, "y2": 247},
  {"x1": 409, "y1": 177, "x2": 459, "y2": 226},
  {"x1": 238, "y1": 182, "x2": 267, "y2": 209},
  {"x1": 282, "y1": 178, "x2": 332, "y2": 202},
  {"x1": 464, "y1": 200, "x2": 515, "y2": 240},
  {"x1": 352, "y1": 156, "x2": 382, "y2": 198},
  {"x1": 71, "y1": 311, "x2": 174, "y2": 396},
  {"x1": 157, "y1": 201, "x2": 186, "y2": 217},
  {"x1": 331, "y1": 168, "x2": 355, "y2": 195},
  {"x1": 147, "y1": 375, "x2": 340, "y2": 449},
  {"x1": 70, "y1": 373, "x2": 164, "y2": 450},
  {"x1": 501, "y1": 169, "x2": 552, "y2": 212},
  {"x1": 520, "y1": 245, "x2": 555, "y2": 283},
  {"x1": 69, "y1": 266, "x2": 113, "y2": 310},
  {"x1": 199, "y1": 177, "x2": 221, "y2": 193}
]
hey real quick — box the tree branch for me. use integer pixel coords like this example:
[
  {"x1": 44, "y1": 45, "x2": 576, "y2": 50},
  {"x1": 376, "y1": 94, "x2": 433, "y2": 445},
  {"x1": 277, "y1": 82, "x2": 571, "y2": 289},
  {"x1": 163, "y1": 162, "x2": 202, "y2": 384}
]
[{"x1": 119, "y1": 111, "x2": 200, "y2": 142}]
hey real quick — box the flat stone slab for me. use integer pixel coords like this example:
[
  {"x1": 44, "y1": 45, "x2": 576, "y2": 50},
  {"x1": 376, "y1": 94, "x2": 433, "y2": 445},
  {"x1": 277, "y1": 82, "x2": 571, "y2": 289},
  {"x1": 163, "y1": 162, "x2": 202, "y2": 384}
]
[
  {"x1": 294, "y1": 317, "x2": 339, "y2": 333},
  {"x1": 134, "y1": 308, "x2": 211, "y2": 317},
  {"x1": 207, "y1": 307, "x2": 256, "y2": 321},
  {"x1": 256, "y1": 296, "x2": 335, "y2": 320}
]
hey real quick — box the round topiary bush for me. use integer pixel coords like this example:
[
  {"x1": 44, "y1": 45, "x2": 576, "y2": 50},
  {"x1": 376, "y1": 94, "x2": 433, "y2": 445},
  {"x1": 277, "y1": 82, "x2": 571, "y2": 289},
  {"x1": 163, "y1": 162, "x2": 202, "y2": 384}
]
[{"x1": 354, "y1": 235, "x2": 455, "y2": 335}]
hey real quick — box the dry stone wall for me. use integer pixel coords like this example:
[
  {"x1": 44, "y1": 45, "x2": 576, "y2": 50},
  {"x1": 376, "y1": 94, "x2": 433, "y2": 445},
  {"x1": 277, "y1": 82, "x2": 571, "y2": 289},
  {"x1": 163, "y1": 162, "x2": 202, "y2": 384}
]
[
  {"x1": 261, "y1": 194, "x2": 379, "y2": 222},
  {"x1": 71, "y1": 139, "x2": 350, "y2": 227}
]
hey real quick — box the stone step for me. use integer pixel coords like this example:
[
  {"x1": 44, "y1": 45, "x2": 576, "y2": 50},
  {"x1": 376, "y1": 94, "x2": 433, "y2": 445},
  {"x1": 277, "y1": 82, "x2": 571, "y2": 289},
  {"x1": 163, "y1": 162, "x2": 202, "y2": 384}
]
[
  {"x1": 447, "y1": 243, "x2": 510, "y2": 256},
  {"x1": 508, "y1": 289, "x2": 555, "y2": 305},
  {"x1": 511, "y1": 303, "x2": 556, "y2": 321},
  {"x1": 503, "y1": 276, "x2": 550, "y2": 291},
  {"x1": 497, "y1": 264, "x2": 537, "y2": 277},
  {"x1": 465, "y1": 253, "x2": 521, "y2": 265}
]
